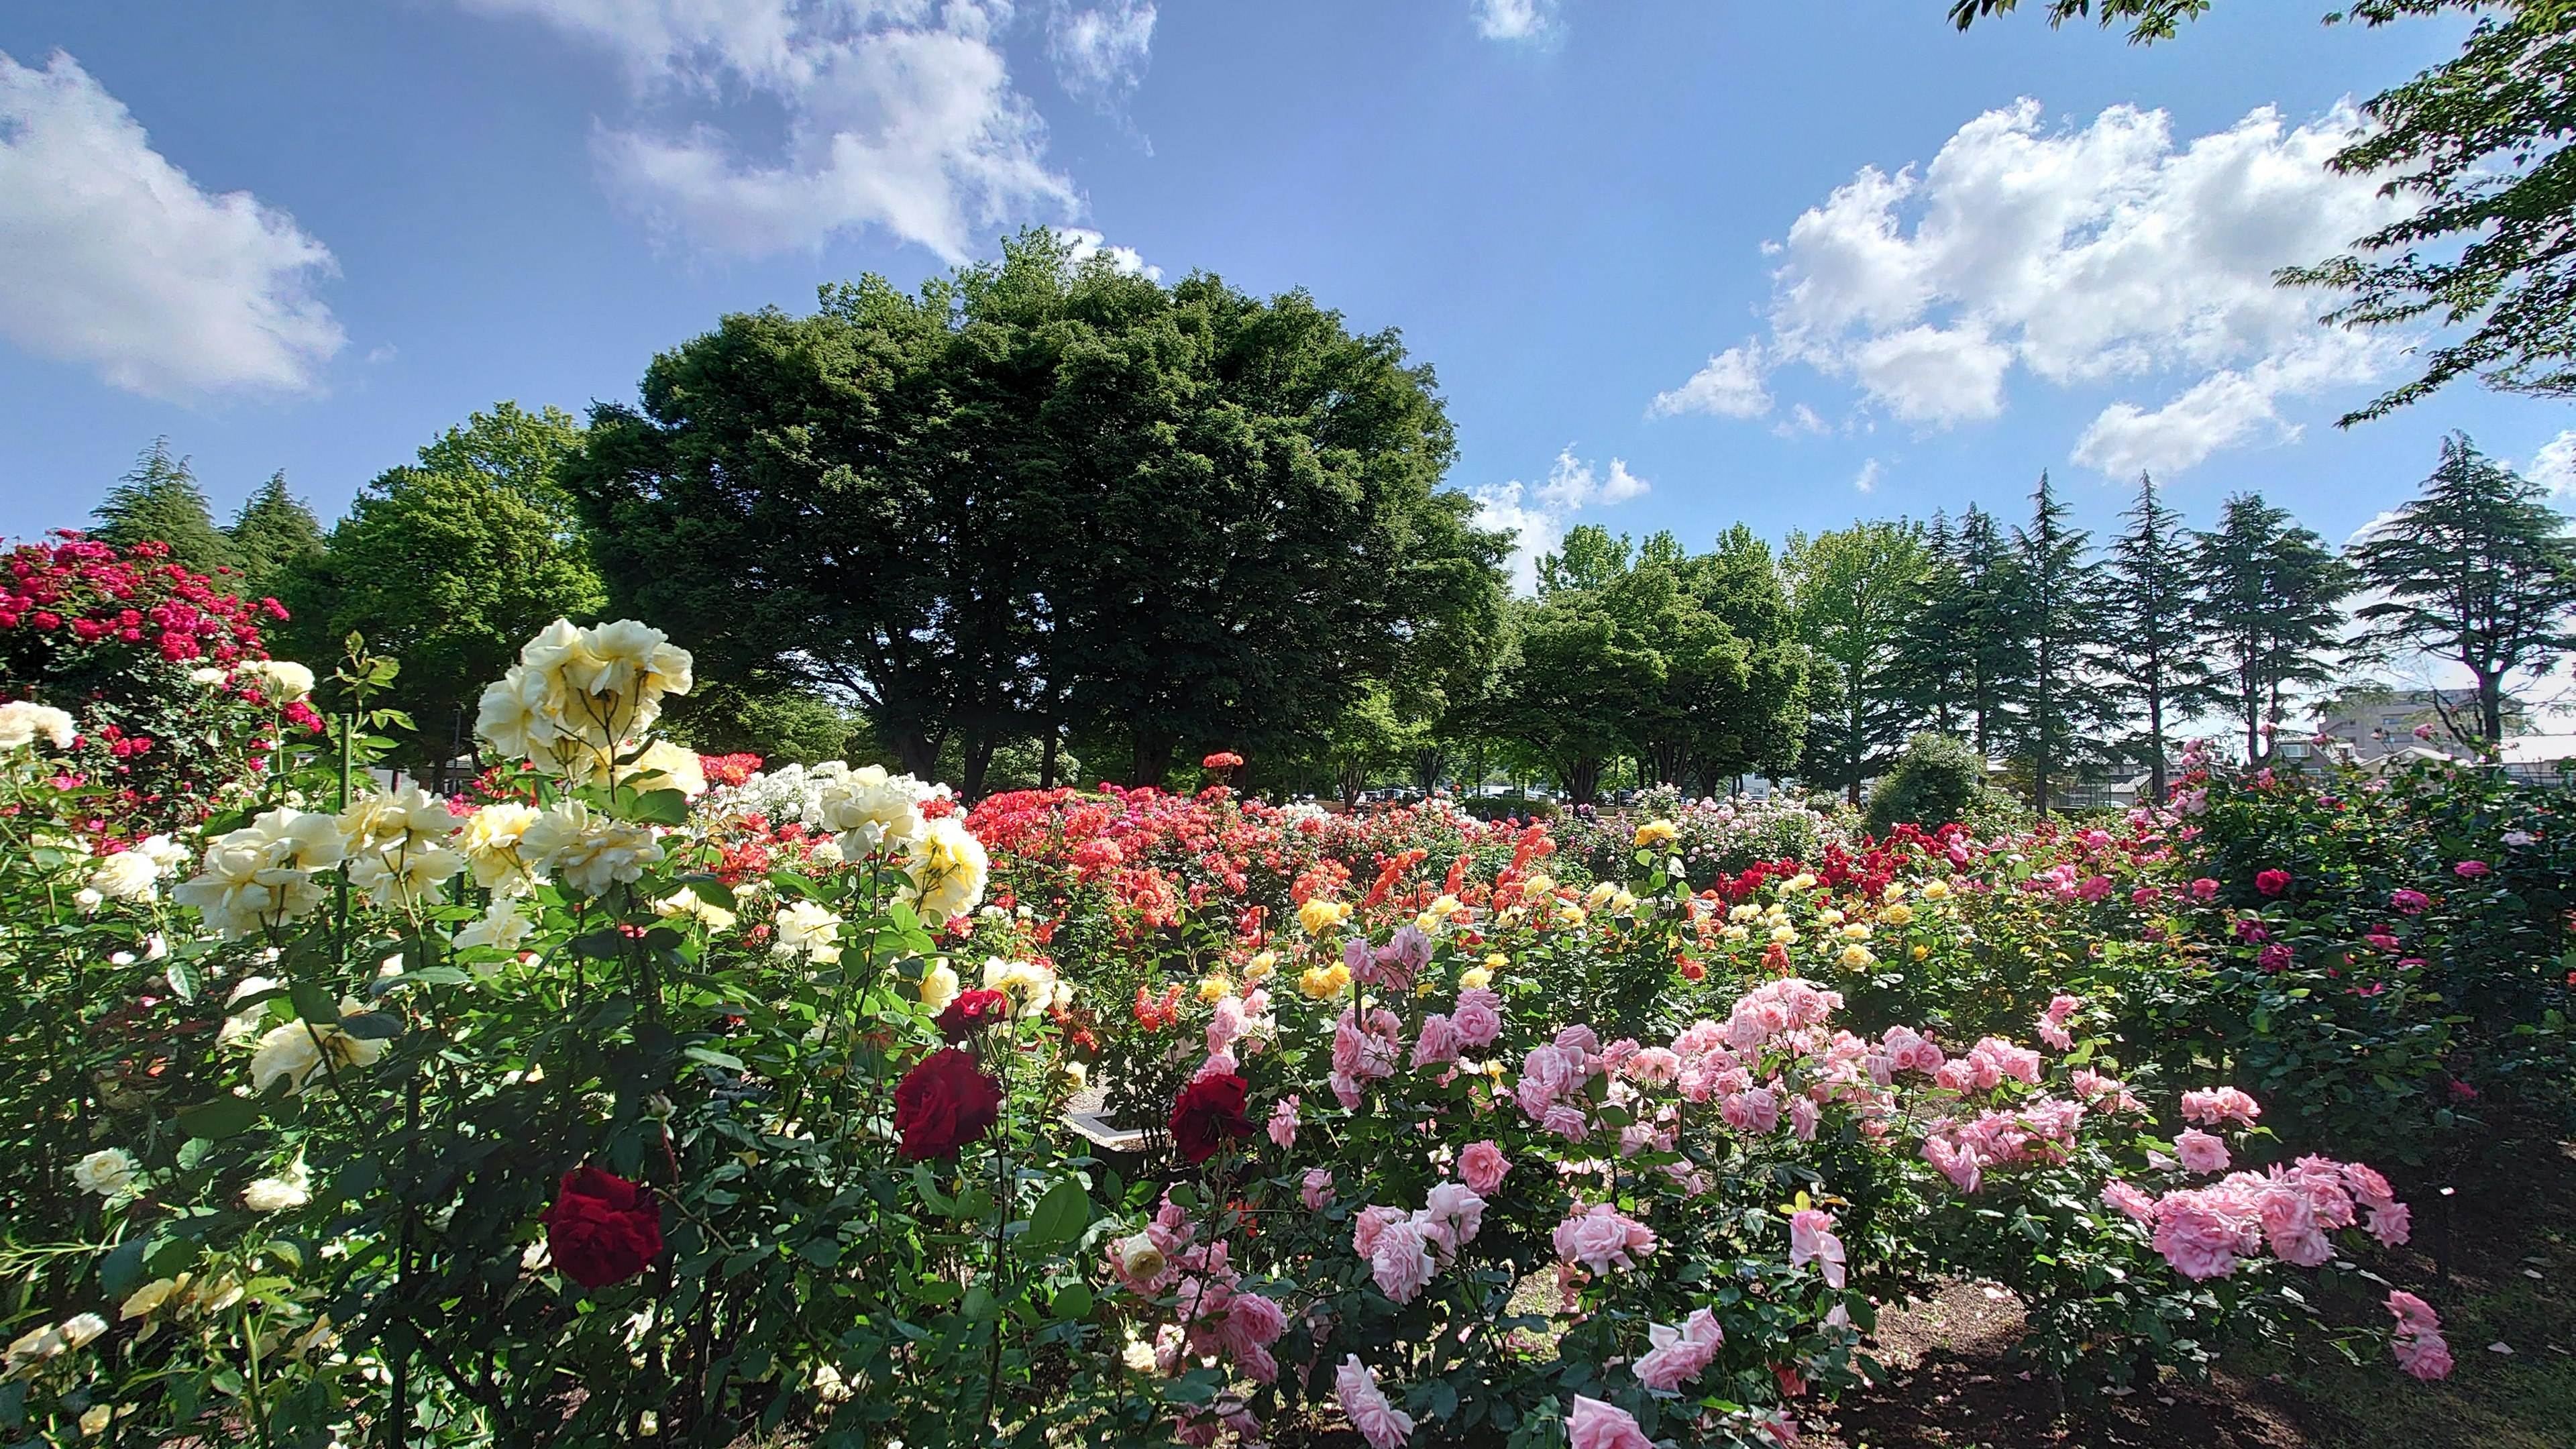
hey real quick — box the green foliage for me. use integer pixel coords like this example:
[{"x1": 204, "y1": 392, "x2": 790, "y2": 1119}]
[
  {"x1": 223, "y1": 472, "x2": 325, "y2": 604},
  {"x1": 2193, "y1": 493, "x2": 2355, "y2": 761},
  {"x1": 89, "y1": 439, "x2": 233, "y2": 578},
  {"x1": 1786, "y1": 520, "x2": 1930, "y2": 801},
  {"x1": 659, "y1": 673, "x2": 857, "y2": 763},
  {"x1": 566, "y1": 229, "x2": 1508, "y2": 796},
  {"x1": 2101, "y1": 474, "x2": 2221, "y2": 802},
  {"x1": 2348, "y1": 433, "x2": 2576, "y2": 744},
  {"x1": 278, "y1": 405, "x2": 603, "y2": 773},
  {"x1": 1866, "y1": 732, "x2": 1991, "y2": 835}
]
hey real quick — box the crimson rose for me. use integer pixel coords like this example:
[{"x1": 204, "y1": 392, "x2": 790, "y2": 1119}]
[
  {"x1": 541, "y1": 1166, "x2": 663, "y2": 1289},
  {"x1": 936, "y1": 987, "x2": 1013, "y2": 1043},
  {"x1": 896, "y1": 1047, "x2": 1004, "y2": 1160},
  {"x1": 1171, "y1": 1073, "x2": 1254, "y2": 1164}
]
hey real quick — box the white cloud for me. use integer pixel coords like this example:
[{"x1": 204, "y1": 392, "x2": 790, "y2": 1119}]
[
  {"x1": 462, "y1": 0, "x2": 1088, "y2": 261},
  {"x1": 1647, "y1": 343, "x2": 1770, "y2": 419},
  {"x1": 1475, "y1": 447, "x2": 1645, "y2": 593},
  {"x1": 1047, "y1": 0, "x2": 1155, "y2": 112},
  {"x1": 2527, "y1": 429, "x2": 2576, "y2": 496},
  {"x1": 1668, "y1": 98, "x2": 2413, "y2": 474},
  {"x1": 1775, "y1": 402, "x2": 1829, "y2": 437},
  {"x1": 1472, "y1": 0, "x2": 1561, "y2": 42},
  {"x1": 1055, "y1": 225, "x2": 1159, "y2": 279},
  {"x1": 1854, "y1": 458, "x2": 1882, "y2": 494},
  {"x1": 0, "y1": 51, "x2": 344, "y2": 401}
]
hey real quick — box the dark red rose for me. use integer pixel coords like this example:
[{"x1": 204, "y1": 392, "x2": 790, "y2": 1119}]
[
  {"x1": 2255, "y1": 869, "x2": 2293, "y2": 898},
  {"x1": 895, "y1": 1047, "x2": 1004, "y2": 1161},
  {"x1": 1170, "y1": 1073, "x2": 1254, "y2": 1164},
  {"x1": 541, "y1": 1166, "x2": 663, "y2": 1289},
  {"x1": 936, "y1": 988, "x2": 1013, "y2": 1043}
]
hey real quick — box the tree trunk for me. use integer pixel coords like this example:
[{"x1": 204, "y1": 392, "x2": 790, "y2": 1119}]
[
  {"x1": 2479, "y1": 671, "x2": 2505, "y2": 745},
  {"x1": 1131, "y1": 728, "x2": 1173, "y2": 789},
  {"x1": 1564, "y1": 756, "x2": 1603, "y2": 808},
  {"x1": 2145, "y1": 684, "x2": 2167, "y2": 806},
  {"x1": 1039, "y1": 730, "x2": 1059, "y2": 790},
  {"x1": 893, "y1": 727, "x2": 942, "y2": 780},
  {"x1": 961, "y1": 731, "x2": 997, "y2": 802}
]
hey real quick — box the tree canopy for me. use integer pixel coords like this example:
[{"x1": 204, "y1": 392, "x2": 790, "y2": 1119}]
[
  {"x1": 565, "y1": 229, "x2": 1509, "y2": 794},
  {"x1": 90, "y1": 439, "x2": 232, "y2": 578}
]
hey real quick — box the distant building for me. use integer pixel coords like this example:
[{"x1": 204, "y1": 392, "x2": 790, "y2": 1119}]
[
  {"x1": 2500, "y1": 733, "x2": 2576, "y2": 784},
  {"x1": 2310, "y1": 688, "x2": 2526, "y2": 763}
]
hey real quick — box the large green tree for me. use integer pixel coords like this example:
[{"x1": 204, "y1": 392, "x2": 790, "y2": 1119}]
[
  {"x1": 1681, "y1": 524, "x2": 1811, "y2": 790},
  {"x1": 280, "y1": 405, "x2": 604, "y2": 775},
  {"x1": 2006, "y1": 472, "x2": 2114, "y2": 815},
  {"x1": 1785, "y1": 520, "x2": 1932, "y2": 802},
  {"x1": 2349, "y1": 433, "x2": 2576, "y2": 744},
  {"x1": 1898, "y1": 506, "x2": 2027, "y2": 760},
  {"x1": 2100, "y1": 473, "x2": 2220, "y2": 802},
  {"x1": 568, "y1": 231, "x2": 1505, "y2": 794},
  {"x1": 91, "y1": 439, "x2": 232, "y2": 578},
  {"x1": 2193, "y1": 493, "x2": 2355, "y2": 761},
  {"x1": 224, "y1": 472, "x2": 323, "y2": 604}
]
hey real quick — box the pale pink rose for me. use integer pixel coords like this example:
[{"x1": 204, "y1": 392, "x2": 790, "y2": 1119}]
[
  {"x1": 1923, "y1": 1134, "x2": 1982, "y2": 1194},
  {"x1": 2101, "y1": 1180, "x2": 2158, "y2": 1223},
  {"x1": 1788, "y1": 1208, "x2": 1847, "y2": 1288},
  {"x1": 2179, "y1": 1086, "x2": 2261, "y2": 1126},
  {"x1": 2386, "y1": 1289, "x2": 2441, "y2": 1332},
  {"x1": 1623, "y1": 1046, "x2": 1682, "y2": 1087},
  {"x1": 2367, "y1": 1201, "x2": 2413, "y2": 1246},
  {"x1": 1207, "y1": 995, "x2": 1246, "y2": 1053},
  {"x1": 2035, "y1": 1016, "x2": 2074, "y2": 1051},
  {"x1": 1458, "y1": 1140, "x2": 1511, "y2": 1196},
  {"x1": 1566, "y1": 1394, "x2": 1653, "y2": 1449},
  {"x1": 1556, "y1": 1024, "x2": 1602, "y2": 1055},
  {"x1": 1302, "y1": 1168, "x2": 1336, "y2": 1212},
  {"x1": 1352, "y1": 1204, "x2": 1405, "y2": 1257},
  {"x1": 1789, "y1": 1096, "x2": 1821, "y2": 1141},
  {"x1": 1542, "y1": 1104, "x2": 1591, "y2": 1142},
  {"x1": 1369, "y1": 1217, "x2": 1436, "y2": 1303},
  {"x1": 2175, "y1": 1128, "x2": 2231, "y2": 1175},
  {"x1": 1330, "y1": 1071, "x2": 1364, "y2": 1109},
  {"x1": 1453, "y1": 987, "x2": 1504, "y2": 1047},
  {"x1": 1222, "y1": 1289, "x2": 1287, "y2": 1359},
  {"x1": 1632, "y1": 1308, "x2": 1724, "y2": 1392},
  {"x1": 1421, "y1": 1183, "x2": 1487, "y2": 1258},
  {"x1": 1269, "y1": 1095, "x2": 1301, "y2": 1150},
  {"x1": 1411, "y1": 1013, "x2": 1462, "y2": 1069},
  {"x1": 1721, "y1": 1087, "x2": 1779, "y2": 1134},
  {"x1": 2152, "y1": 1191, "x2": 2255, "y2": 1280},
  {"x1": 1554, "y1": 1202, "x2": 1656, "y2": 1273},
  {"x1": 2394, "y1": 1330, "x2": 2454, "y2": 1381},
  {"x1": 1335, "y1": 1356, "x2": 1416, "y2": 1449}
]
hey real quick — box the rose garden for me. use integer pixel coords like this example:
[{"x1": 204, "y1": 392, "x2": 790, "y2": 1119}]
[{"x1": 1, "y1": 515, "x2": 2570, "y2": 1449}]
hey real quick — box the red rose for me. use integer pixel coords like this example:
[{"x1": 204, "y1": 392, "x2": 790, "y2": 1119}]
[
  {"x1": 936, "y1": 988, "x2": 1013, "y2": 1043},
  {"x1": 541, "y1": 1166, "x2": 663, "y2": 1289},
  {"x1": 895, "y1": 1048, "x2": 1004, "y2": 1160},
  {"x1": 1170, "y1": 1073, "x2": 1254, "y2": 1164},
  {"x1": 2255, "y1": 869, "x2": 2292, "y2": 897}
]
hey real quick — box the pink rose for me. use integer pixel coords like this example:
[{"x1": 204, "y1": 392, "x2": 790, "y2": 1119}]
[
  {"x1": 1452, "y1": 989, "x2": 1503, "y2": 1048},
  {"x1": 1632, "y1": 1307, "x2": 1724, "y2": 1392},
  {"x1": 2175, "y1": 1128, "x2": 2231, "y2": 1175},
  {"x1": 1788, "y1": 1208, "x2": 1847, "y2": 1288},
  {"x1": 1268, "y1": 1095, "x2": 1300, "y2": 1150},
  {"x1": 1458, "y1": 1139, "x2": 1511, "y2": 1196},
  {"x1": 1567, "y1": 1395, "x2": 1653, "y2": 1449},
  {"x1": 2189, "y1": 877, "x2": 2220, "y2": 902},
  {"x1": 2391, "y1": 888, "x2": 2431, "y2": 914},
  {"x1": 1301, "y1": 1168, "x2": 1336, "y2": 1212},
  {"x1": 1335, "y1": 1356, "x2": 1416, "y2": 1449},
  {"x1": 1351, "y1": 1204, "x2": 1404, "y2": 1257},
  {"x1": 1368, "y1": 1216, "x2": 1436, "y2": 1303},
  {"x1": 2152, "y1": 1192, "x2": 2253, "y2": 1280},
  {"x1": 2180, "y1": 1087, "x2": 2261, "y2": 1126},
  {"x1": 1422, "y1": 1182, "x2": 1487, "y2": 1258},
  {"x1": 1554, "y1": 1202, "x2": 1656, "y2": 1273},
  {"x1": 1411, "y1": 1013, "x2": 1461, "y2": 1069},
  {"x1": 2100, "y1": 1180, "x2": 2157, "y2": 1223}
]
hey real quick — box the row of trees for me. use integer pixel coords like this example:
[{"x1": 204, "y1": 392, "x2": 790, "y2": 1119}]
[
  {"x1": 1784, "y1": 441, "x2": 2576, "y2": 808},
  {"x1": 73, "y1": 248, "x2": 2576, "y2": 812}
]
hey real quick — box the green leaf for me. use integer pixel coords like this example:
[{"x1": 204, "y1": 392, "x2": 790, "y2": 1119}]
[
  {"x1": 1025, "y1": 1179, "x2": 1091, "y2": 1246},
  {"x1": 290, "y1": 981, "x2": 339, "y2": 1024},
  {"x1": 1051, "y1": 1283, "x2": 1093, "y2": 1320},
  {"x1": 687, "y1": 1046, "x2": 747, "y2": 1072},
  {"x1": 176, "y1": 1096, "x2": 264, "y2": 1140},
  {"x1": 99, "y1": 1238, "x2": 148, "y2": 1301},
  {"x1": 629, "y1": 789, "x2": 690, "y2": 826}
]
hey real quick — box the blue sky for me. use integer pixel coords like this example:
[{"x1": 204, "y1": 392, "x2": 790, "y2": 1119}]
[{"x1": 1, "y1": 0, "x2": 2567, "y2": 590}]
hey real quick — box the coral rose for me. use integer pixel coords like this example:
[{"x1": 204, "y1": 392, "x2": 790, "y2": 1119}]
[
  {"x1": 1170, "y1": 1073, "x2": 1254, "y2": 1164},
  {"x1": 541, "y1": 1166, "x2": 664, "y2": 1289},
  {"x1": 894, "y1": 1048, "x2": 1004, "y2": 1160}
]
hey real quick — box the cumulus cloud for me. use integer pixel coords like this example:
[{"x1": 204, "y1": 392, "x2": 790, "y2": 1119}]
[
  {"x1": 1656, "y1": 98, "x2": 2413, "y2": 475},
  {"x1": 1648, "y1": 343, "x2": 1770, "y2": 419},
  {"x1": 2527, "y1": 430, "x2": 2576, "y2": 496},
  {"x1": 460, "y1": 0, "x2": 1090, "y2": 260},
  {"x1": 1473, "y1": 447, "x2": 1646, "y2": 593},
  {"x1": 1055, "y1": 225, "x2": 1159, "y2": 278},
  {"x1": 1472, "y1": 0, "x2": 1561, "y2": 42},
  {"x1": 1047, "y1": 0, "x2": 1155, "y2": 113},
  {"x1": 1854, "y1": 458, "x2": 1882, "y2": 494},
  {"x1": 0, "y1": 50, "x2": 344, "y2": 401}
]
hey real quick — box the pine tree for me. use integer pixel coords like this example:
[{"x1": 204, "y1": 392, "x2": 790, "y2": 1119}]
[
  {"x1": 2349, "y1": 433, "x2": 2576, "y2": 746},
  {"x1": 91, "y1": 439, "x2": 233, "y2": 578},
  {"x1": 1937, "y1": 504, "x2": 2025, "y2": 761},
  {"x1": 1894, "y1": 511, "x2": 1971, "y2": 735},
  {"x1": 225, "y1": 472, "x2": 324, "y2": 604},
  {"x1": 2101, "y1": 474, "x2": 2219, "y2": 803},
  {"x1": 2010, "y1": 472, "x2": 2112, "y2": 816},
  {"x1": 2194, "y1": 494, "x2": 2354, "y2": 761}
]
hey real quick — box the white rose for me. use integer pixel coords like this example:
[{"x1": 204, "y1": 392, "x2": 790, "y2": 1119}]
[
  {"x1": 72, "y1": 1148, "x2": 136, "y2": 1197},
  {"x1": 771, "y1": 901, "x2": 844, "y2": 964},
  {"x1": 0, "y1": 700, "x2": 77, "y2": 751},
  {"x1": 241, "y1": 1157, "x2": 311, "y2": 1212}
]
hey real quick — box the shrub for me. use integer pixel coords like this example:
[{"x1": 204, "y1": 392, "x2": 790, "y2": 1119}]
[{"x1": 1864, "y1": 732, "x2": 1989, "y2": 837}]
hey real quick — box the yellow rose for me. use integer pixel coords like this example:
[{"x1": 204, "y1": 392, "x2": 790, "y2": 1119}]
[
  {"x1": 1585, "y1": 881, "x2": 1618, "y2": 910},
  {"x1": 1923, "y1": 879, "x2": 1951, "y2": 901},
  {"x1": 1298, "y1": 964, "x2": 1350, "y2": 1001},
  {"x1": 1721, "y1": 924, "x2": 1750, "y2": 943},
  {"x1": 1770, "y1": 925, "x2": 1801, "y2": 946},
  {"x1": 1633, "y1": 819, "x2": 1678, "y2": 848},
  {"x1": 1817, "y1": 907, "x2": 1845, "y2": 925},
  {"x1": 1839, "y1": 944, "x2": 1876, "y2": 971},
  {"x1": 1244, "y1": 951, "x2": 1277, "y2": 983},
  {"x1": 1609, "y1": 890, "x2": 1638, "y2": 915},
  {"x1": 1841, "y1": 922, "x2": 1871, "y2": 941},
  {"x1": 1298, "y1": 898, "x2": 1350, "y2": 936},
  {"x1": 1880, "y1": 902, "x2": 1915, "y2": 926},
  {"x1": 1460, "y1": 965, "x2": 1493, "y2": 990},
  {"x1": 1884, "y1": 882, "x2": 1909, "y2": 902},
  {"x1": 1520, "y1": 873, "x2": 1556, "y2": 900},
  {"x1": 1198, "y1": 977, "x2": 1232, "y2": 1003},
  {"x1": 1556, "y1": 904, "x2": 1587, "y2": 928},
  {"x1": 1784, "y1": 873, "x2": 1818, "y2": 892},
  {"x1": 1911, "y1": 943, "x2": 1930, "y2": 961},
  {"x1": 1485, "y1": 952, "x2": 1508, "y2": 971}
]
